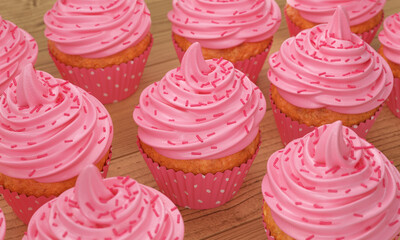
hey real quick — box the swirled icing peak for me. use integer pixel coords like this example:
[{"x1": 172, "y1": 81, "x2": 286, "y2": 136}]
[
  {"x1": 0, "y1": 64, "x2": 113, "y2": 183},
  {"x1": 379, "y1": 12, "x2": 400, "y2": 65},
  {"x1": 168, "y1": 0, "x2": 281, "y2": 49},
  {"x1": 287, "y1": 0, "x2": 385, "y2": 26},
  {"x1": 262, "y1": 121, "x2": 400, "y2": 239},
  {"x1": 24, "y1": 165, "x2": 184, "y2": 240},
  {"x1": 133, "y1": 42, "x2": 266, "y2": 159},
  {"x1": 0, "y1": 16, "x2": 38, "y2": 94},
  {"x1": 44, "y1": 0, "x2": 151, "y2": 58},
  {"x1": 268, "y1": 6, "x2": 393, "y2": 114},
  {"x1": 0, "y1": 208, "x2": 4, "y2": 240}
]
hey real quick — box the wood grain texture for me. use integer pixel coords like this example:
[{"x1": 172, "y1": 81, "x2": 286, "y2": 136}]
[{"x1": 1, "y1": 0, "x2": 400, "y2": 239}]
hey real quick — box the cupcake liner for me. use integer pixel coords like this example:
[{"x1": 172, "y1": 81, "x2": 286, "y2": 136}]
[
  {"x1": 262, "y1": 205, "x2": 276, "y2": 240},
  {"x1": 172, "y1": 36, "x2": 271, "y2": 83},
  {"x1": 386, "y1": 78, "x2": 400, "y2": 118},
  {"x1": 137, "y1": 137, "x2": 259, "y2": 209},
  {"x1": 0, "y1": 149, "x2": 112, "y2": 225},
  {"x1": 50, "y1": 36, "x2": 153, "y2": 104},
  {"x1": 270, "y1": 94, "x2": 382, "y2": 145},
  {"x1": 284, "y1": 8, "x2": 383, "y2": 44}
]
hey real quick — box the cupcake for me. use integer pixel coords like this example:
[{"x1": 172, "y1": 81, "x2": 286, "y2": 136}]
[
  {"x1": 0, "y1": 16, "x2": 38, "y2": 94},
  {"x1": 168, "y1": 0, "x2": 281, "y2": 82},
  {"x1": 268, "y1": 6, "x2": 393, "y2": 145},
  {"x1": 0, "y1": 64, "x2": 113, "y2": 224},
  {"x1": 262, "y1": 121, "x2": 400, "y2": 239},
  {"x1": 24, "y1": 164, "x2": 184, "y2": 239},
  {"x1": 378, "y1": 13, "x2": 400, "y2": 118},
  {"x1": 133, "y1": 42, "x2": 265, "y2": 209},
  {"x1": 44, "y1": 0, "x2": 152, "y2": 104},
  {"x1": 284, "y1": 0, "x2": 385, "y2": 43},
  {"x1": 0, "y1": 208, "x2": 5, "y2": 240}
]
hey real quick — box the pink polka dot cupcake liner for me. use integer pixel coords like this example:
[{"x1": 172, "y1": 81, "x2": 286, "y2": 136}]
[
  {"x1": 0, "y1": 209, "x2": 4, "y2": 240},
  {"x1": 284, "y1": 8, "x2": 383, "y2": 44},
  {"x1": 0, "y1": 149, "x2": 112, "y2": 225},
  {"x1": 172, "y1": 37, "x2": 271, "y2": 83},
  {"x1": 386, "y1": 78, "x2": 400, "y2": 118},
  {"x1": 270, "y1": 95, "x2": 382, "y2": 145},
  {"x1": 138, "y1": 138, "x2": 259, "y2": 209},
  {"x1": 49, "y1": 36, "x2": 153, "y2": 104}
]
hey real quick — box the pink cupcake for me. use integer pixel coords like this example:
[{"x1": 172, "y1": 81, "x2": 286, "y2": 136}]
[
  {"x1": 285, "y1": 0, "x2": 385, "y2": 43},
  {"x1": 0, "y1": 16, "x2": 38, "y2": 94},
  {"x1": 168, "y1": 0, "x2": 281, "y2": 82},
  {"x1": 24, "y1": 164, "x2": 184, "y2": 239},
  {"x1": 262, "y1": 121, "x2": 400, "y2": 239},
  {"x1": 0, "y1": 208, "x2": 4, "y2": 240},
  {"x1": 0, "y1": 64, "x2": 113, "y2": 224},
  {"x1": 133, "y1": 43, "x2": 265, "y2": 209},
  {"x1": 378, "y1": 12, "x2": 400, "y2": 118},
  {"x1": 44, "y1": 0, "x2": 152, "y2": 104},
  {"x1": 268, "y1": 6, "x2": 393, "y2": 145}
]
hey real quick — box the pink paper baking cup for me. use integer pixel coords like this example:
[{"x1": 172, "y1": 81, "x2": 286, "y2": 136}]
[
  {"x1": 0, "y1": 149, "x2": 112, "y2": 225},
  {"x1": 172, "y1": 37, "x2": 271, "y2": 83},
  {"x1": 270, "y1": 94, "x2": 381, "y2": 145},
  {"x1": 49, "y1": 36, "x2": 153, "y2": 104},
  {"x1": 386, "y1": 77, "x2": 400, "y2": 118},
  {"x1": 284, "y1": 8, "x2": 383, "y2": 44},
  {"x1": 138, "y1": 138, "x2": 259, "y2": 209}
]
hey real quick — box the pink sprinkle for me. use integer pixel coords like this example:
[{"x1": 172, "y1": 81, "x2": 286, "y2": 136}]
[
  {"x1": 354, "y1": 213, "x2": 363, "y2": 217},
  {"x1": 264, "y1": 192, "x2": 274, "y2": 198},
  {"x1": 85, "y1": 202, "x2": 95, "y2": 212},
  {"x1": 361, "y1": 183, "x2": 368, "y2": 188},
  {"x1": 191, "y1": 152, "x2": 202, "y2": 155},
  {"x1": 276, "y1": 203, "x2": 282, "y2": 211},
  {"x1": 320, "y1": 221, "x2": 332, "y2": 225},
  {"x1": 313, "y1": 204, "x2": 323, "y2": 209},
  {"x1": 29, "y1": 169, "x2": 36, "y2": 177},
  {"x1": 389, "y1": 220, "x2": 399, "y2": 227},
  {"x1": 196, "y1": 135, "x2": 203, "y2": 143},
  {"x1": 306, "y1": 235, "x2": 314, "y2": 240}
]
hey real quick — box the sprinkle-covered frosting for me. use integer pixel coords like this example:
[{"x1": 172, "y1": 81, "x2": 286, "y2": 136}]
[
  {"x1": 168, "y1": 0, "x2": 281, "y2": 49},
  {"x1": 0, "y1": 64, "x2": 113, "y2": 183},
  {"x1": 0, "y1": 208, "x2": 5, "y2": 240},
  {"x1": 0, "y1": 16, "x2": 38, "y2": 94},
  {"x1": 268, "y1": 6, "x2": 393, "y2": 114},
  {"x1": 24, "y1": 165, "x2": 184, "y2": 240},
  {"x1": 287, "y1": 0, "x2": 385, "y2": 26},
  {"x1": 133, "y1": 42, "x2": 266, "y2": 160},
  {"x1": 262, "y1": 121, "x2": 400, "y2": 239},
  {"x1": 44, "y1": 0, "x2": 151, "y2": 58},
  {"x1": 379, "y1": 13, "x2": 400, "y2": 65}
]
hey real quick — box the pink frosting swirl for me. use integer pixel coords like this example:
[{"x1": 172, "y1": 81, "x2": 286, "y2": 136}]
[
  {"x1": 168, "y1": 0, "x2": 281, "y2": 49},
  {"x1": 0, "y1": 16, "x2": 38, "y2": 94},
  {"x1": 287, "y1": 0, "x2": 385, "y2": 26},
  {"x1": 379, "y1": 12, "x2": 400, "y2": 65},
  {"x1": 44, "y1": 0, "x2": 151, "y2": 58},
  {"x1": 0, "y1": 64, "x2": 113, "y2": 183},
  {"x1": 262, "y1": 121, "x2": 400, "y2": 239},
  {"x1": 24, "y1": 165, "x2": 184, "y2": 240},
  {"x1": 133, "y1": 42, "x2": 266, "y2": 160},
  {"x1": 0, "y1": 208, "x2": 4, "y2": 240},
  {"x1": 268, "y1": 6, "x2": 393, "y2": 114}
]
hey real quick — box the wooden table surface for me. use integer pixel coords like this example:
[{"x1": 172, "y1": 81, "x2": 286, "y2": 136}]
[{"x1": 1, "y1": 0, "x2": 400, "y2": 239}]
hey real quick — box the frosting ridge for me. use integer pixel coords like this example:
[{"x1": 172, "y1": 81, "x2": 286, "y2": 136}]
[
  {"x1": 287, "y1": 0, "x2": 385, "y2": 26},
  {"x1": 379, "y1": 12, "x2": 400, "y2": 65},
  {"x1": 168, "y1": 0, "x2": 281, "y2": 49},
  {"x1": 133, "y1": 42, "x2": 266, "y2": 159},
  {"x1": 44, "y1": 0, "x2": 151, "y2": 58},
  {"x1": 24, "y1": 165, "x2": 184, "y2": 239},
  {"x1": 0, "y1": 64, "x2": 113, "y2": 182},
  {"x1": 268, "y1": 7, "x2": 393, "y2": 114},
  {"x1": 0, "y1": 16, "x2": 38, "y2": 93},
  {"x1": 262, "y1": 121, "x2": 400, "y2": 239}
]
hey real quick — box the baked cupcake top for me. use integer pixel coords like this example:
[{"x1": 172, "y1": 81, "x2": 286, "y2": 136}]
[
  {"x1": 0, "y1": 16, "x2": 38, "y2": 94},
  {"x1": 268, "y1": 6, "x2": 392, "y2": 114},
  {"x1": 379, "y1": 12, "x2": 400, "y2": 65},
  {"x1": 0, "y1": 208, "x2": 4, "y2": 240},
  {"x1": 0, "y1": 64, "x2": 113, "y2": 182},
  {"x1": 24, "y1": 165, "x2": 184, "y2": 239},
  {"x1": 44, "y1": 0, "x2": 151, "y2": 58},
  {"x1": 287, "y1": 0, "x2": 385, "y2": 26},
  {"x1": 262, "y1": 121, "x2": 400, "y2": 239},
  {"x1": 168, "y1": 0, "x2": 281, "y2": 49},
  {"x1": 133, "y1": 42, "x2": 266, "y2": 160}
]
